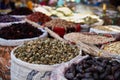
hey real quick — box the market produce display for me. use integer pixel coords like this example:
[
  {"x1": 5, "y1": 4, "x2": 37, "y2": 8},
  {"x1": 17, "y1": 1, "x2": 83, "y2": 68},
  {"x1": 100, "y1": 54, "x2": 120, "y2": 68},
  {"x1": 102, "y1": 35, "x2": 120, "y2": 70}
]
[
  {"x1": 64, "y1": 32, "x2": 115, "y2": 44},
  {"x1": 0, "y1": 23, "x2": 43, "y2": 39},
  {"x1": 65, "y1": 56, "x2": 120, "y2": 80},
  {"x1": 0, "y1": 2, "x2": 120, "y2": 80},
  {"x1": 33, "y1": 5, "x2": 103, "y2": 26},
  {"x1": 103, "y1": 41, "x2": 120, "y2": 54},
  {"x1": 27, "y1": 12, "x2": 52, "y2": 25},
  {"x1": 8, "y1": 7, "x2": 33, "y2": 15},
  {"x1": 43, "y1": 19, "x2": 81, "y2": 37},
  {"x1": 0, "y1": 15, "x2": 21, "y2": 23},
  {"x1": 14, "y1": 38, "x2": 79, "y2": 65}
]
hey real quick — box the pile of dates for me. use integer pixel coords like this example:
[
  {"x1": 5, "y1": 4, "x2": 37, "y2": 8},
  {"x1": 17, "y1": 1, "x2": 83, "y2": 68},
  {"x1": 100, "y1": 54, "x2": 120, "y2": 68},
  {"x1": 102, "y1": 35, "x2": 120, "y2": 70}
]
[
  {"x1": 65, "y1": 56, "x2": 120, "y2": 80},
  {"x1": 0, "y1": 15, "x2": 20, "y2": 23},
  {"x1": 8, "y1": 7, "x2": 33, "y2": 15},
  {"x1": 0, "y1": 23, "x2": 43, "y2": 39},
  {"x1": 27, "y1": 12, "x2": 52, "y2": 25}
]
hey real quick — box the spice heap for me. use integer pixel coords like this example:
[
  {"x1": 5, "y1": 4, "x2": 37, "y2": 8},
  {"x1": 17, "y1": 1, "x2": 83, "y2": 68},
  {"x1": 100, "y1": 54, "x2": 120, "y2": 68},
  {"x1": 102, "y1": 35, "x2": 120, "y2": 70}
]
[
  {"x1": 8, "y1": 7, "x2": 33, "y2": 15},
  {"x1": 44, "y1": 19, "x2": 81, "y2": 37},
  {"x1": 0, "y1": 23, "x2": 43, "y2": 39},
  {"x1": 0, "y1": 15, "x2": 20, "y2": 23},
  {"x1": 103, "y1": 41, "x2": 120, "y2": 54},
  {"x1": 14, "y1": 38, "x2": 79, "y2": 65},
  {"x1": 27, "y1": 12, "x2": 52, "y2": 24},
  {"x1": 65, "y1": 56, "x2": 120, "y2": 80},
  {"x1": 64, "y1": 32, "x2": 115, "y2": 44}
]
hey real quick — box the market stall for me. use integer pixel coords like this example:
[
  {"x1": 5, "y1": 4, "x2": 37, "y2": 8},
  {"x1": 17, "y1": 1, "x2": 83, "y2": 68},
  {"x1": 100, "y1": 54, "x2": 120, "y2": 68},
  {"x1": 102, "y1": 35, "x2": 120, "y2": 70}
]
[{"x1": 0, "y1": 1, "x2": 120, "y2": 80}]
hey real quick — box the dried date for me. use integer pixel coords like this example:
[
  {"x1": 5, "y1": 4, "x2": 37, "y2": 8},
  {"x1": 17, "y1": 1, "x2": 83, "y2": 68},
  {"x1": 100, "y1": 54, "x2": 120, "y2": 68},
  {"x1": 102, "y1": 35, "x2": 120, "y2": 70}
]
[{"x1": 65, "y1": 56, "x2": 120, "y2": 80}]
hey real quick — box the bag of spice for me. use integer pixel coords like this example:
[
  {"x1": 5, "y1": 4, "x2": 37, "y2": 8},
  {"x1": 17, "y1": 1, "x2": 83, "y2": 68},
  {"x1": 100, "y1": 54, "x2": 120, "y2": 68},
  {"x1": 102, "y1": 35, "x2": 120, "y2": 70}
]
[
  {"x1": 11, "y1": 38, "x2": 81, "y2": 80},
  {"x1": 0, "y1": 22, "x2": 47, "y2": 46}
]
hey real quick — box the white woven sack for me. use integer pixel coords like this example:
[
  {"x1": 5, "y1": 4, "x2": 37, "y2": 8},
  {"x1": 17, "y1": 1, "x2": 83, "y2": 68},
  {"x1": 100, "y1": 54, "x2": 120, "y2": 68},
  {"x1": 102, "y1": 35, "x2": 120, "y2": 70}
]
[
  {"x1": 11, "y1": 44, "x2": 82, "y2": 80},
  {"x1": 11, "y1": 46, "x2": 61, "y2": 80},
  {"x1": 0, "y1": 28, "x2": 47, "y2": 46}
]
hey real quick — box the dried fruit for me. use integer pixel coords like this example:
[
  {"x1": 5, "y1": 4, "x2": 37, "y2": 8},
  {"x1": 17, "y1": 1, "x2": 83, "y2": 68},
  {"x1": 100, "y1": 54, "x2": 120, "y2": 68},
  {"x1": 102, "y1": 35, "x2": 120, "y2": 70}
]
[{"x1": 65, "y1": 56, "x2": 120, "y2": 80}]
